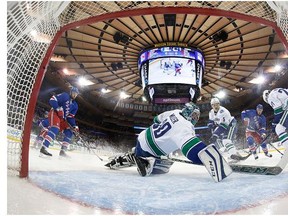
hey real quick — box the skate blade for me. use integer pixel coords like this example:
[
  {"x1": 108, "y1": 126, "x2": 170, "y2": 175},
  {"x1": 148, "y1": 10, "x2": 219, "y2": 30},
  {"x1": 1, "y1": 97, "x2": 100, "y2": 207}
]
[{"x1": 39, "y1": 153, "x2": 52, "y2": 158}]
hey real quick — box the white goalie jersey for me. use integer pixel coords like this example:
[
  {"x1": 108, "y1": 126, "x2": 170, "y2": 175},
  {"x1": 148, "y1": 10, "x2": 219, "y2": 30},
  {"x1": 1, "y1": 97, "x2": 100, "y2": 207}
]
[{"x1": 137, "y1": 110, "x2": 197, "y2": 156}]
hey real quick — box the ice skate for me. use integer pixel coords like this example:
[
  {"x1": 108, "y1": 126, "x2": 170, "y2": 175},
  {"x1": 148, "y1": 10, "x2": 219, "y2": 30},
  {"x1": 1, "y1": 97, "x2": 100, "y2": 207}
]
[
  {"x1": 59, "y1": 149, "x2": 70, "y2": 158},
  {"x1": 39, "y1": 146, "x2": 52, "y2": 157},
  {"x1": 134, "y1": 156, "x2": 155, "y2": 177},
  {"x1": 253, "y1": 152, "x2": 259, "y2": 160},
  {"x1": 264, "y1": 152, "x2": 272, "y2": 158}
]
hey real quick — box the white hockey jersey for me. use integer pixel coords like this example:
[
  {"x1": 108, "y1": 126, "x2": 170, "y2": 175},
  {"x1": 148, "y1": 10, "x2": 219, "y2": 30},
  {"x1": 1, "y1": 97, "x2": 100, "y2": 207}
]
[
  {"x1": 267, "y1": 88, "x2": 288, "y2": 113},
  {"x1": 137, "y1": 109, "x2": 198, "y2": 156},
  {"x1": 209, "y1": 106, "x2": 234, "y2": 128}
]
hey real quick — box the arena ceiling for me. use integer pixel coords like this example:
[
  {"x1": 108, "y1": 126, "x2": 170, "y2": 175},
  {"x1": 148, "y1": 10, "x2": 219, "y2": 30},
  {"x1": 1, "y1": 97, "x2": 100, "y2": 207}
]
[{"x1": 42, "y1": 1, "x2": 288, "y2": 132}]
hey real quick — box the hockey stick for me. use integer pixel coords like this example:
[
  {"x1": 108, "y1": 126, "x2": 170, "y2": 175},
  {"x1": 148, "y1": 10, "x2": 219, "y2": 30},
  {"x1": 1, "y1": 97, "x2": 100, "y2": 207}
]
[
  {"x1": 162, "y1": 149, "x2": 288, "y2": 175},
  {"x1": 230, "y1": 148, "x2": 288, "y2": 175},
  {"x1": 76, "y1": 134, "x2": 103, "y2": 161},
  {"x1": 268, "y1": 142, "x2": 284, "y2": 156},
  {"x1": 231, "y1": 134, "x2": 271, "y2": 161},
  {"x1": 67, "y1": 122, "x2": 103, "y2": 161}
]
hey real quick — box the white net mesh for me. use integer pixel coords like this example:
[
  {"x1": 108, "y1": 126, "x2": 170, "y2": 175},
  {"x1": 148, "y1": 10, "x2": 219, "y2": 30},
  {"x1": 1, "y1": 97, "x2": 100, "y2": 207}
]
[{"x1": 7, "y1": 1, "x2": 287, "y2": 176}]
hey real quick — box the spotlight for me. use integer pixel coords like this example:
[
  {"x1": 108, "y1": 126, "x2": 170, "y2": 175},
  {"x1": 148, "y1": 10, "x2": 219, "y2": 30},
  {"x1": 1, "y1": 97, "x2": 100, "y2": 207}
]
[
  {"x1": 113, "y1": 32, "x2": 122, "y2": 44},
  {"x1": 164, "y1": 14, "x2": 176, "y2": 26},
  {"x1": 121, "y1": 35, "x2": 129, "y2": 44},
  {"x1": 225, "y1": 61, "x2": 232, "y2": 70},
  {"x1": 113, "y1": 32, "x2": 129, "y2": 44},
  {"x1": 218, "y1": 30, "x2": 228, "y2": 42},
  {"x1": 213, "y1": 30, "x2": 228, "y2": 42},
  {"x1": 111, "y1": 63, "x2": 118, "y2": 71},
  {"x1": 220, "y1": 60, "x2": 226, "y2": 68},
  {"x1": 117, "y1": 62, "x2": 123, "y2": 69}
]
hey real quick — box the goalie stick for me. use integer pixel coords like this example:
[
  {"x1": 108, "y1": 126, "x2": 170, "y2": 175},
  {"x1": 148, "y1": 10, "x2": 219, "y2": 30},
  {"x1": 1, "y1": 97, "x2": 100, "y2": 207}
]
[
  {"x1": 230, "y1": 148, "x2": 288, "y2": 175},
  {"x1": 160, "y1": 148, "x2": 288, "y2": 176}
]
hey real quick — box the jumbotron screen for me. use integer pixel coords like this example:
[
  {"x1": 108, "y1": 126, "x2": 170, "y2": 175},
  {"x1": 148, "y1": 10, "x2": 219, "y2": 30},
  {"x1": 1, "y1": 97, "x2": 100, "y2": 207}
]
[{"x1": 139, "y1": 46, "x2": 204, "y2": 88}]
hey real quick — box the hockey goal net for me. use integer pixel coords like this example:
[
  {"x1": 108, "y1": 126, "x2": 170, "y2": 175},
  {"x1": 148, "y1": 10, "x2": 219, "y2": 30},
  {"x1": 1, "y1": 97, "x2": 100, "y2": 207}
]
[{"x1": 7, "y1": 1, "x2": 288, "y2": 177}]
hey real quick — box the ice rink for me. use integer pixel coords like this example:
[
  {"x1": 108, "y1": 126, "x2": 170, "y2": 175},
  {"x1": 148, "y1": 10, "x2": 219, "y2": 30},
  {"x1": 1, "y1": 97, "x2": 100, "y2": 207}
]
[{"x1": 7, "y1": 146, "x2": 288, "y2": 215}]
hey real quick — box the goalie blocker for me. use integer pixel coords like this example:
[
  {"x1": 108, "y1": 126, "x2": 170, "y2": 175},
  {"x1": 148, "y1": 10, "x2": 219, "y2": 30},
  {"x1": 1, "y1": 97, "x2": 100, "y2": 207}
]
[{"x1": 198, "y1": 144, "x2": 232, "y2": 182}]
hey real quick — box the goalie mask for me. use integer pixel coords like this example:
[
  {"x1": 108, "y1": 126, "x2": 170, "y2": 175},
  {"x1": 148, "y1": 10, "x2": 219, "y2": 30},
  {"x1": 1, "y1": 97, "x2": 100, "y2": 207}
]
[{"x1": 181, "y1": 102, "x2": 200, "y2": 125}]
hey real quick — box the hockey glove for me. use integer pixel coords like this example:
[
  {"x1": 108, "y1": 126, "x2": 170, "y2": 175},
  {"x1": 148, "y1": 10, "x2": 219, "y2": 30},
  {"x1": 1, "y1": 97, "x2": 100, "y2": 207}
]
[
  {"x1": 73, "y1": 126, "x2": 79, "y2": 137},
  {"x1": 56, "y1": 107, "x2": 64, "y2": 118},
  {"x1": 261, "y1": 133, "x2": 266, "y2": 140}
]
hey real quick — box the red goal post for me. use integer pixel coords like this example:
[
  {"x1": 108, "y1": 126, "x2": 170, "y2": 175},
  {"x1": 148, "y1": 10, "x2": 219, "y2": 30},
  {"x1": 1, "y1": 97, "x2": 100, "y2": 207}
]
[{"x1": 7, "y1": 1, "x2": 288, "y2": 177}]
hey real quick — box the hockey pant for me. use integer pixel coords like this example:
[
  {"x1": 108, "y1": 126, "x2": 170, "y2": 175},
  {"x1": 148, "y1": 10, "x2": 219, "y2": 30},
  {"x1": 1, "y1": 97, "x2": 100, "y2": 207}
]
[
  {"x1": 134, "y1": 141, "x2": 174, "y2": 176},
  {"x1": 246, "y1": 131, "x2": 269, "y2": 154}
]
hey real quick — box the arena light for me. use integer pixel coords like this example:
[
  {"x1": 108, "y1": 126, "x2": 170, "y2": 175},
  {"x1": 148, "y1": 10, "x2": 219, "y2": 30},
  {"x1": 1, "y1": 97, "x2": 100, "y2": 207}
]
[
  {"x1": 78, "y1": 77, "x2": 94, "y2": 86},
  {"x1": 50, "y1": 54, "x2": 66, "y2": 62},
  {"x1": 274, "y1": 64, "x2": 282, "y2": 72},
  {"x1": 214, "y1": 90, "x2": 226, "y2": 99},
  {"x1": 249, "y1": 75, "x2": 265, "y2": 84},
  {"x1": 101, "y1": 88, "x2": 111, "y2": 94},
  {"x1": 120, "y1": 91, "x2": 130, "y2": 99},
  {"x1": 30, "y1": 30, "x2": 52, "y2": 43}
]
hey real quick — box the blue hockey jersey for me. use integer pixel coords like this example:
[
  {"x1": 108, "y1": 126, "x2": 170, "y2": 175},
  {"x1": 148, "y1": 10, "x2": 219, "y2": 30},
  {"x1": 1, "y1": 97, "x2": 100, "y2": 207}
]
[
  {"x1": 241, "y1": 109, "x2": 266, "y2": 134},
  {"x1": 49, "y1": 92, "x2": 78, "y2": 127}
]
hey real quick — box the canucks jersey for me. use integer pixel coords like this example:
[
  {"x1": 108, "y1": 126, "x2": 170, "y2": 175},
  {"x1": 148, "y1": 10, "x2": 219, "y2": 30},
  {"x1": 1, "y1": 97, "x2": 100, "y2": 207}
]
[
  {"x1": 241, "y1": 109, "x2": 266, "y2": 134},
  {"x1": 137, "y1": 110, "x2": 199, "y2": 157},
  {"x1": 209, "y1": 106, "x2": 234, "y2": 129},
  {"x1": 266, "y1": 88, "x2": 288, "y2": 124}
]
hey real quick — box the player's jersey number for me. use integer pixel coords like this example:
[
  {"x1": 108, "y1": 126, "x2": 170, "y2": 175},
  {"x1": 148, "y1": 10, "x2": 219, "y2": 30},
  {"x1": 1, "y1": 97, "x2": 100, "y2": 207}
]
[
  {"x1": 278, "y1": 88, "x2": 288, "y2": 96},
  {"x1": 152, "y1": 121, "x2": 172, "y2": 138}
]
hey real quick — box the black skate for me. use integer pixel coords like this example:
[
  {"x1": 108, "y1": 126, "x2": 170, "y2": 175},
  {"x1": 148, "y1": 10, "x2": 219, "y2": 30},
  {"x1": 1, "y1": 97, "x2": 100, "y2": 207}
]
[
  {"x1": 59, "y1": 150, "x2": 70, "y2": 158},
  {"x1": 40, "y1": 146, "x2": 52, "y2": 156},
  {"x1": 265, "y1": 152, "x2": 272, "y2": 158},
  {"x1": 134, "y1": 156, "x2": 149, "y2": 176}
]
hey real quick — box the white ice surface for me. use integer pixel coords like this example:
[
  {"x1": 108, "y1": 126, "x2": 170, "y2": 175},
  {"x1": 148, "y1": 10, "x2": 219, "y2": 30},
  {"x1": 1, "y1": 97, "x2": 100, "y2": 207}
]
[{"x1": 7, "y1": 146, "x2": 288, "y2": 215}]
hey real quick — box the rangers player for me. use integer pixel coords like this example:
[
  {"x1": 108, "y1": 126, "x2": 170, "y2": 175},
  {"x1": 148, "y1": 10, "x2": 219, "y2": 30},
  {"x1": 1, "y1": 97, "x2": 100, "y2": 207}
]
[
  {"x1": 40, "y1": 86, "x2": 79, "y2": 157},
  {"x1": 32, "y1": 111, "x2": 49, "y2": 149},
  {"x1": 241, "y1": 104, "x2": 272, "y2": 159}
]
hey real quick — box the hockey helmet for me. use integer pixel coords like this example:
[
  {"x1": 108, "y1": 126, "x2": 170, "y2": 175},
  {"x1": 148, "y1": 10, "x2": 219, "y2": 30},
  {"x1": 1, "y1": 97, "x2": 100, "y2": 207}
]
[
  {"x1": 70, "y1": 86, "x2": 79, "y2": 94},
  {"x1": 256, "y1": 104, "x2": 263, "y2": 110},
  {"x1": 262, "y1": 90, "x2": 270, "y2": 103},
  {"x1": 70, "y1": 86, "x2": 79, "y2": 99},
  {"x1": 44, "y1": 111, "x2": 49, "y2": 118},
  {"x1": 210, "y1": 97, "x2": 220, "y2": 105},
  {"x1": 181, "y1": 102, "x2": 200, "y2": 125}
]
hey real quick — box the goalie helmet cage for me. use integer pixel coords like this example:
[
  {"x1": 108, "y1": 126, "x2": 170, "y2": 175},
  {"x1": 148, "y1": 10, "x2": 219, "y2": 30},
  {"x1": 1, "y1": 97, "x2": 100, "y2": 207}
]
[{"x1": 7, "y1": 1, "x2": 288, "y2": 178}]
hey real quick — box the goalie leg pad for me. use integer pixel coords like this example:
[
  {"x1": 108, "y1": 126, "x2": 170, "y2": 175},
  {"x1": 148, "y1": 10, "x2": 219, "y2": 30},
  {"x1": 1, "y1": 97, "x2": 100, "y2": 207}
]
[
  {"x1": 198, "y1": 144, "x2": 232, "y2": 182},
  {"x1": 151, "y1": 159, "x2": 174, "y2": 174}
]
